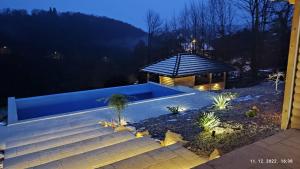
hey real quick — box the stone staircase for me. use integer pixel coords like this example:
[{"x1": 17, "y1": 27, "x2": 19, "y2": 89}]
[{"x1": 2, "y1": 123, "x2": 207, "y2": 169}]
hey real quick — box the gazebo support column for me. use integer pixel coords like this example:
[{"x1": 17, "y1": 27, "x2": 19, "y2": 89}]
[
  {"x1": 146, "y1": 73, "x2": 150, "y2": 82},
  {"x1": 223, "y1": 72, "x2": 227, "y2": 89},
  {"x1": 209, "y1": 73, "x2": 213, "y2": 91}
]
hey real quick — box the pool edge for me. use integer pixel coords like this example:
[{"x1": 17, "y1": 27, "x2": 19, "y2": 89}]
[{"x1": 8, "y1": 97, "x2": 18, "y2": 125}]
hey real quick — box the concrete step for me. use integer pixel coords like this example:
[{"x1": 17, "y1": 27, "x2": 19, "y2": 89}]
[
  {"x1": 4, "y1": 131, "x2": 135, "y2": 169},
  {"x1": 99, "y1": 144, "x2": 208, "y2": 169},
  {"x1": 5, "y1": 121, "x2": 98, "y2": 142},
  {"x1": 29, "y1": 136, "x2": 162, "y2": 169},
  {"x1": 5, "y1": 127, "x2": 114, "y2": 159},
  {"x1": 6, "y1": 124, "x2": 102, "y2": 149}
]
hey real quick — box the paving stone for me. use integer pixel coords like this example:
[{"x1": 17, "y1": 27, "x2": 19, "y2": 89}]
[
  {"x1": 5, "y1": 127, "x2": 113, "y2": 159},
  {"x1": 29, "y1": 137, "x2": 162, "y2": 169},
  {"x1": 99, "y1": 144, "x2": 206, "y2": 169},
  {"x1": 195, "y1": 129, "x2": 300, "y2": 169},
  {"x1": 6, "y1": 124, "x2": 102, "y2": 149},
  {"x1": 4, "y1": 131, "x2": 135, "y2": 169}
]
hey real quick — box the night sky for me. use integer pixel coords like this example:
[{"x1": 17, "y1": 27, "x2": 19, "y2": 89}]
[{"x1": 0, "y1": 0, "x2": 190, "y2": 30}]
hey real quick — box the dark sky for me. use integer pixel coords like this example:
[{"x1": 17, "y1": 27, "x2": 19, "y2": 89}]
[{"x1": 0, "y1": 0, "x2": 190, "y2": 30}]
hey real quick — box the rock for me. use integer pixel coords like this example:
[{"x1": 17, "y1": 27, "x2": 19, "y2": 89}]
[
  {"x1": 114, "y1": 125, "x2": 132, "y2": 132},
  {"x1": 161, "y1": 130, "x2": 186, "y2": 146},
  {"x1": 213, "y1": 127, "x2": 234, "y2": 135},
  {"x1": 99, "y1": 121, "x2": 115, "y2": 128},
  {"x1": 136, "y1": 130, "x2": 150, "y2": 138},
  {"x1": 209, "y1": 149, "x2": 223, "y2": 160},
  {"x1": 167, "y1": 119, "x2": 177, "y2": 122},
  {"x1": 137, "y1": 127, "x2": 146, "y2": 131},
  {"x1": 126, "y1": 126, "x2": 136, "y2": 133},
  {"x1": 252, "y1": 106, "x2": 260, "y2": 112}
]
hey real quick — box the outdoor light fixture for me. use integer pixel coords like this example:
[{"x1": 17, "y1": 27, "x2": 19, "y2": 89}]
[{"x1": 196, "y1": 85, "x2": 206, "y2": 91}]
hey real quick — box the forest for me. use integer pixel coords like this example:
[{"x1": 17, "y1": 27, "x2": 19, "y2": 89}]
[{"x1": 0, "y1": 0, "x2": 294, "y2": 106}]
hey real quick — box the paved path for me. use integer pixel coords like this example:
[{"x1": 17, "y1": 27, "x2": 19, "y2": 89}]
[
  {"x1": 99, "y1": 143, "x2": 208, "y2": 169},
  {"x1": 2, "y1": 123, "x2": 206, "y2": 169},
  {"x1": 195, "y1": 129, "x2": 300, "y2": 169}
]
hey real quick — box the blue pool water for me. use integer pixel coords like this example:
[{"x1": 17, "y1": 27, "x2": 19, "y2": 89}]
[{"x1": 14, "y1": 83, "x2": 183, "y2": 120}]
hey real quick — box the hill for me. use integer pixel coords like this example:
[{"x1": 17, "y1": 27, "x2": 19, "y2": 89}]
[{"x1": 0, "y1": 8, "x2": 147, "y2": 106}]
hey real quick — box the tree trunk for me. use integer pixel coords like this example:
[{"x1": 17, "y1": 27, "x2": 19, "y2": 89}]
[
  {"x1": 117, "y1": 110, "x2": 121, "y2": 126},
  {"x1": 252, "y1": 0, "x2": 260, "y2": 78}
]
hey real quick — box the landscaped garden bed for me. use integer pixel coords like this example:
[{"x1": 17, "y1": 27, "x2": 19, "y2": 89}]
[{"x1": 132, "y1": 81, "x2": 283, "y2": 156}]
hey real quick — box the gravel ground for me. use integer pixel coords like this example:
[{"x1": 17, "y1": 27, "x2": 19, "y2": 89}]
[{"x1": 132, "y1": 81, "x2": 283, "y2": 156}]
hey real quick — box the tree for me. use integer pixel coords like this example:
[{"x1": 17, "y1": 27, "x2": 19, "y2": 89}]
[
  {"x1": 189, "y1": 0, "x2": 201, "y2": 40},
  {"x1": 186, "y1": 1, "x2": 209, "y2": 54},
  {"x1": 270, "y1": 1, "x2": 293, "y2": 68},
  {"x1": 108, "y1": 94, "x2": 128, "y2": 126},
  {"x1": 178, "y1": 4, "x2": 191, "y2": 41},
  {"x1": 146, "y1": 10, "x2": 162, "y2": 63},
  {"x1": 268, "y1": 72, "x2": 285, "y2": 92},
  {"x1": 209, "y1": 0, "x2": 235, "y2": 38},
  {"x1": 237, "y1": 0, "x2": 272, "y2": 75}
]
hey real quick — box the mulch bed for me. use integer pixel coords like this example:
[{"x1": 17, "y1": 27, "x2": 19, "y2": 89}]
[{"x1": 132, "y1": 81, "x2": 283, "y2": 156}]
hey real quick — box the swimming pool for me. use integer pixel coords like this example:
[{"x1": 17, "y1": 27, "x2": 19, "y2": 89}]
[{"x1": 8, "y1": 83, "x2": 184, "y2": 124}]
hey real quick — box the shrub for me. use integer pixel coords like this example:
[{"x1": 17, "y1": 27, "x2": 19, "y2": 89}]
[
  {"x1": 268, "y1": 72, "x2": 285, "y2": 92},
  {"x1": 245, "y1": 109, "x2": 257, "y2": 118},
  {"x1": 188, "y1": 128, "x2": 242, "y2": 156},
  {"x1": 213, "y1": 95, "x2": 230, "y2": 110},
  {"x1": 167, "y1": 106, "x2": 181, "y2": 115},
  {"x1": 198, "y1": 112, "x2": 220, "y2": 132},
  {"x1": 97, "y1": 94, "x2": 129, "y2": 126}
]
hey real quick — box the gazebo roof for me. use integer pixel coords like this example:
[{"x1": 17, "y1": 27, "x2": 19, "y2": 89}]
[{"x1": 141, "y1": 54, "x2": 234, "y2": 77}]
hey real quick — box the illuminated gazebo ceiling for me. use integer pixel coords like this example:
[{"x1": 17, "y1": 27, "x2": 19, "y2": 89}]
[{"x1": 289, "y1": 0, "x2": 295, "y2": 4}]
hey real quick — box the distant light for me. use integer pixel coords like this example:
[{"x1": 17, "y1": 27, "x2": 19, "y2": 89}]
[
  {"x1": 212, "y1": 84, "x2": 221, "y2": 90},
  {"x1": 192, "y1": 39, "x2": 197, "y2": 43},
  {"x1": 179, "y1": 106, "x2": 188, "y2": 112},
  {"x1": 3, "y1": 46, "x2": 7, "y2": 49},
  {"x1": 195, "y1": 85, "x2": 206, "y2": 91}
]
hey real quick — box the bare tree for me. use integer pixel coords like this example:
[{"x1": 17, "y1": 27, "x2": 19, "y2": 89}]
[
  {"x1": 209, "y1": 0, "x2": 235, "y2": 37},
  {"x1": 146, "y1": 10, "x2": 162, "y2": 63},
  {"x1": 198, "y1": 1, "x2": 209, "y2": 54},
  {"x1": 237, "y1": 0, "x2": 272, "y2": 75},
  {"x1": 179, "y1": 3, "x2": 191, "y2": 40},
  {"x1": 185, "y1": 1, "x2": 210, "y2": 54},
  {"x1": 189, "y1": 0, "x2": 201, "y2": 40},
  {"x1": 270, "y1": 1, "x2": 293, "y2": 68},
  {"x1": 163, "y1": 20, "x2": 170, "y2": 33}
]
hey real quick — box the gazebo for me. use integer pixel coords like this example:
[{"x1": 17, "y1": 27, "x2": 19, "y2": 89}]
[{"x1": 141, "y1": 54, "x2": 234, "y2": 91}]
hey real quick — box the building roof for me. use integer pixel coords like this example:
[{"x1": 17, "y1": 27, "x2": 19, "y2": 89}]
[{"x1": 141, "y1": 54, "x2": 234, "y2": 77}]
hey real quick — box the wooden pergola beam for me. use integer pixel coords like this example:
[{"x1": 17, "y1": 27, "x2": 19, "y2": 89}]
[
  {"x1": 208, "y1": 73, "x2": 212, "y2": 91},
  {"x1": 281, "y1": 0, "x2": 300, "y2": 129},
  {"x1": 223, "y1": 72, "x2": 227, "y2": 89}
]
